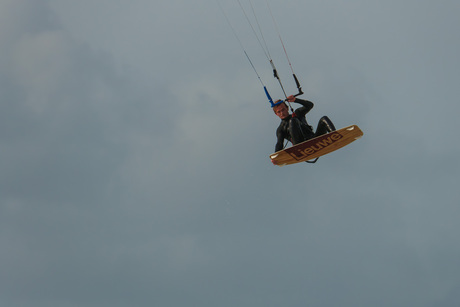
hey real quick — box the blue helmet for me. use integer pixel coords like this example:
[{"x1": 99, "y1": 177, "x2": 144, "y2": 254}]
[{"x1": 271, "y1": 99, "x2": 284, "y2": 108}]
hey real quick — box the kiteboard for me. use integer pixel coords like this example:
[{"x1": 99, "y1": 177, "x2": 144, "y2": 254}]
[{"x1": 270, "y1": 125, "x2": 363, "y2": 166}]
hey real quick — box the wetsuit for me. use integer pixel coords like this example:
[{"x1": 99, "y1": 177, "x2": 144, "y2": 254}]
[{"x1": 275, "y1": 98, "x2": 336, "y2": 152}]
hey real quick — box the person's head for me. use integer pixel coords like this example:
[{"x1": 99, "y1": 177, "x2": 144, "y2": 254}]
[{"x1": 272, "y1": 100, "x2": 289, "y2": 119}]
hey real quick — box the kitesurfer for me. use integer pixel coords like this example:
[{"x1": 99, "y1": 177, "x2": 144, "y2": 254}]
[{"x1": 272, "y1": 95, "x2": 336, "y2": 155}]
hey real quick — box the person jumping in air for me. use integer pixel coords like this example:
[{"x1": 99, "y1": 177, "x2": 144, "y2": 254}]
[{"x1": 272, "y1": 95, "x2": 336, "y2": 154}]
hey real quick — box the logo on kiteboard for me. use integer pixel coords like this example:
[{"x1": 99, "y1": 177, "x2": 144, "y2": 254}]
[{"x1": 285, "y1": 131, "x2": 343, "y2": 161}]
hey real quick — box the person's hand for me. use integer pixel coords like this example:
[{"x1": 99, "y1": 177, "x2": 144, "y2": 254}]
[
  {"x1": 286, "y1": 95, "x2": 296, "y2": 102},
  {"x1": 271, "y1": 159, "x2": 278, "y2": 165}
]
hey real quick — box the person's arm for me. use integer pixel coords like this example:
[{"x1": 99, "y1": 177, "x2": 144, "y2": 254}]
[
  {"x1": 294, "y1": 99, "x2": 314, "y2": 117},
  {"x1": 272, "y1": 129, "x2": 285, "y2": 165},
  {"x1": 274, "y1": 126, "x2": 285, "y2": 152},
  {"x1": 286, "y1": 95, "x2": 314, "y2": 117}
]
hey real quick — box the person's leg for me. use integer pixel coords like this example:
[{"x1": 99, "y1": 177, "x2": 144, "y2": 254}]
[{"x1": 314, "y1": 116, "x2": 336, "y2": 137}]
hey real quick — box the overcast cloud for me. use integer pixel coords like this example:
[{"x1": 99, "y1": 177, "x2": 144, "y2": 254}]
[{"x1": 1, "y1": 0, "x2": 459, "y2": 306}]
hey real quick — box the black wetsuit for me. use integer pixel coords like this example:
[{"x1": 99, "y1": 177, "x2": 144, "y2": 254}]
[{"x1": 275, "y1": 98, "x2": 336, "y2": 152}]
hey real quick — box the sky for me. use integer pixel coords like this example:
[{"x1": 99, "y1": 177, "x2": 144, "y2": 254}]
[{"x1": 1, "y1": 0, "x2": 459, "y2": 306}]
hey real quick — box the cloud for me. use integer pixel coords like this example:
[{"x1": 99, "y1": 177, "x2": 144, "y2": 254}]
[
  {"x1": 0, "y1": 3, "x2": 169, "y2": 305},
  {"x1": 1, "y1": 1, "x2": 460, "y2": 307}
]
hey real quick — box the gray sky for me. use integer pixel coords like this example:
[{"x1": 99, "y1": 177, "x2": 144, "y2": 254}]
[{"x1": 1, "y1": 0, "x2": 460, "y2": 306}]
